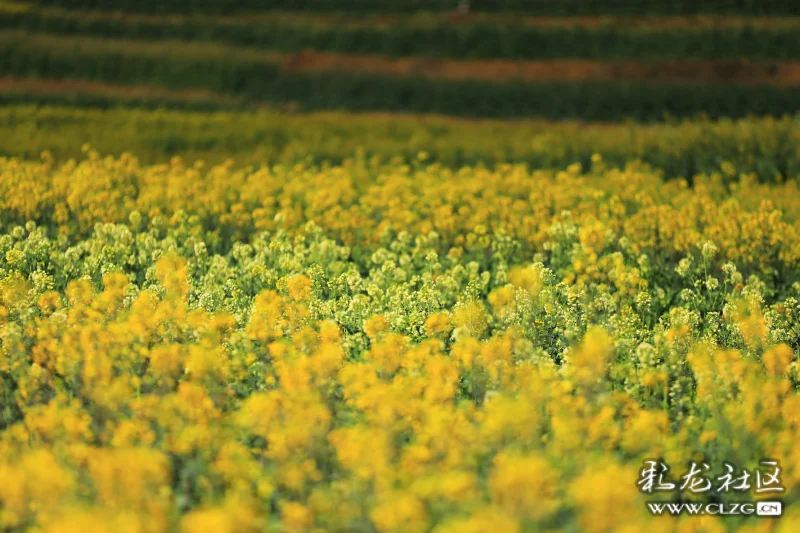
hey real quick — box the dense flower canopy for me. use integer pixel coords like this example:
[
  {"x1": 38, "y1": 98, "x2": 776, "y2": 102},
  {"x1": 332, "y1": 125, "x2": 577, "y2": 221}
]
[{"x1": 1, "y1": 153, "x2": 799, "y2": 531}]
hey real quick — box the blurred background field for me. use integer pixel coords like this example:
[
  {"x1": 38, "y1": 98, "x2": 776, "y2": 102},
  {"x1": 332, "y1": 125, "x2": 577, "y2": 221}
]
[{"x1": 1, "y1": 0, "x2": 799, "y2": 178}]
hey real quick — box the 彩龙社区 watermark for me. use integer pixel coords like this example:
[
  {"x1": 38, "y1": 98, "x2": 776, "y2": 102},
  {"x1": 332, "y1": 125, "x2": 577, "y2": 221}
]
[{"x1": 637, "y1": 459, "x2": 785, "y2": 517}]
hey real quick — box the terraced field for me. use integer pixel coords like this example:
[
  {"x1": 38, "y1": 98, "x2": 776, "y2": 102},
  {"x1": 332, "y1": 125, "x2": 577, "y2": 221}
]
[{"x1": 2, "y1": 1, "x2": 800, "y2": 118}]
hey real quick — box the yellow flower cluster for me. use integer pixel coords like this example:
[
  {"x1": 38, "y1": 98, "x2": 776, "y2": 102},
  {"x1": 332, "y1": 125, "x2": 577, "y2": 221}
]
[{"x1": 0, "y1": 153, "x2": 799, "y2": 531}]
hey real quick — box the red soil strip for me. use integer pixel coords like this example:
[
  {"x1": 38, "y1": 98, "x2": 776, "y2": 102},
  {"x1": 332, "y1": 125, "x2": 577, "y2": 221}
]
[
  {"x1": 0, "y1": 77, "x2": 238, "y2": 102},
  {"x1": 282, "y1": 52, "x2": 800, "y2": 86}
]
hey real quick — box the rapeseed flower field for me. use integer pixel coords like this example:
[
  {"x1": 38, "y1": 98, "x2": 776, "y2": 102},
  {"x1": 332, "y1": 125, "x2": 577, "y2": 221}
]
[{"x1": 1, "y1": 150, "x2": 798, "y2": 531}]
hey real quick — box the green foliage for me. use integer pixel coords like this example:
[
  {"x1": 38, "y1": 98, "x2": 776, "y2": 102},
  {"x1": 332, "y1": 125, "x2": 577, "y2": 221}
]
[
  {"x1": 30, "y1": 0, "x2": 800, "y2": 16},
  {"x1": 3, "y1": 7, "x2": 800, "y2": 60}
]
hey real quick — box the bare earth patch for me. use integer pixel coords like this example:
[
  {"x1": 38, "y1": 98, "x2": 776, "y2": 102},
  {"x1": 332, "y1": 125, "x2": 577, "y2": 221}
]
[
  {"x1": 281, "y1": 52, "x2": 800, "y2": 86},
  {"x1": 0, "y1": 77, "x2": 239, "y2": 103}
]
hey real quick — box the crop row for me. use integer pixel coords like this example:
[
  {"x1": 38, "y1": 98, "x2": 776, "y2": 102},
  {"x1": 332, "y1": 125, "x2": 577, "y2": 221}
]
[
  {"x1": 3, "y1": 7, "x2": 800, "y2": 60},
  {"x1": 3, "y1": 33, "x2": 799, "y2": 121},
  {"x1": 30, "y1": 0, "x2": 800, "y2": 16}
]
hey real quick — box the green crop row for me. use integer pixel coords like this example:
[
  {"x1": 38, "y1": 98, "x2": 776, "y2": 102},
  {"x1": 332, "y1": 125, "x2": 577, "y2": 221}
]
[
  {"x1": 2, "y1": 32, "x2": 799, "y2": 121},
  {"x1": 30, "y1": 0, "x2": 800, "y2": 16},
  {"x1": 3, "y1": 7, "x2": 800, "y2": 60},
  {"x1": 0, "y1": 85, "x2": 246, "y2": 112},
  {"x1": 3, "y1": 105, "x2": 799, "y2": 182}
]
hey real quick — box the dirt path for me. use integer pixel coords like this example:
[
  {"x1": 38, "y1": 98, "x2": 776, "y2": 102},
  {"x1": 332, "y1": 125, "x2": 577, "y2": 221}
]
[
  {"x1": 0, "y1": 77, "x2": 238, "y2": 103},
  {"x1": 283, "y1": 52, "x2": 800, "y2": 86}
]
